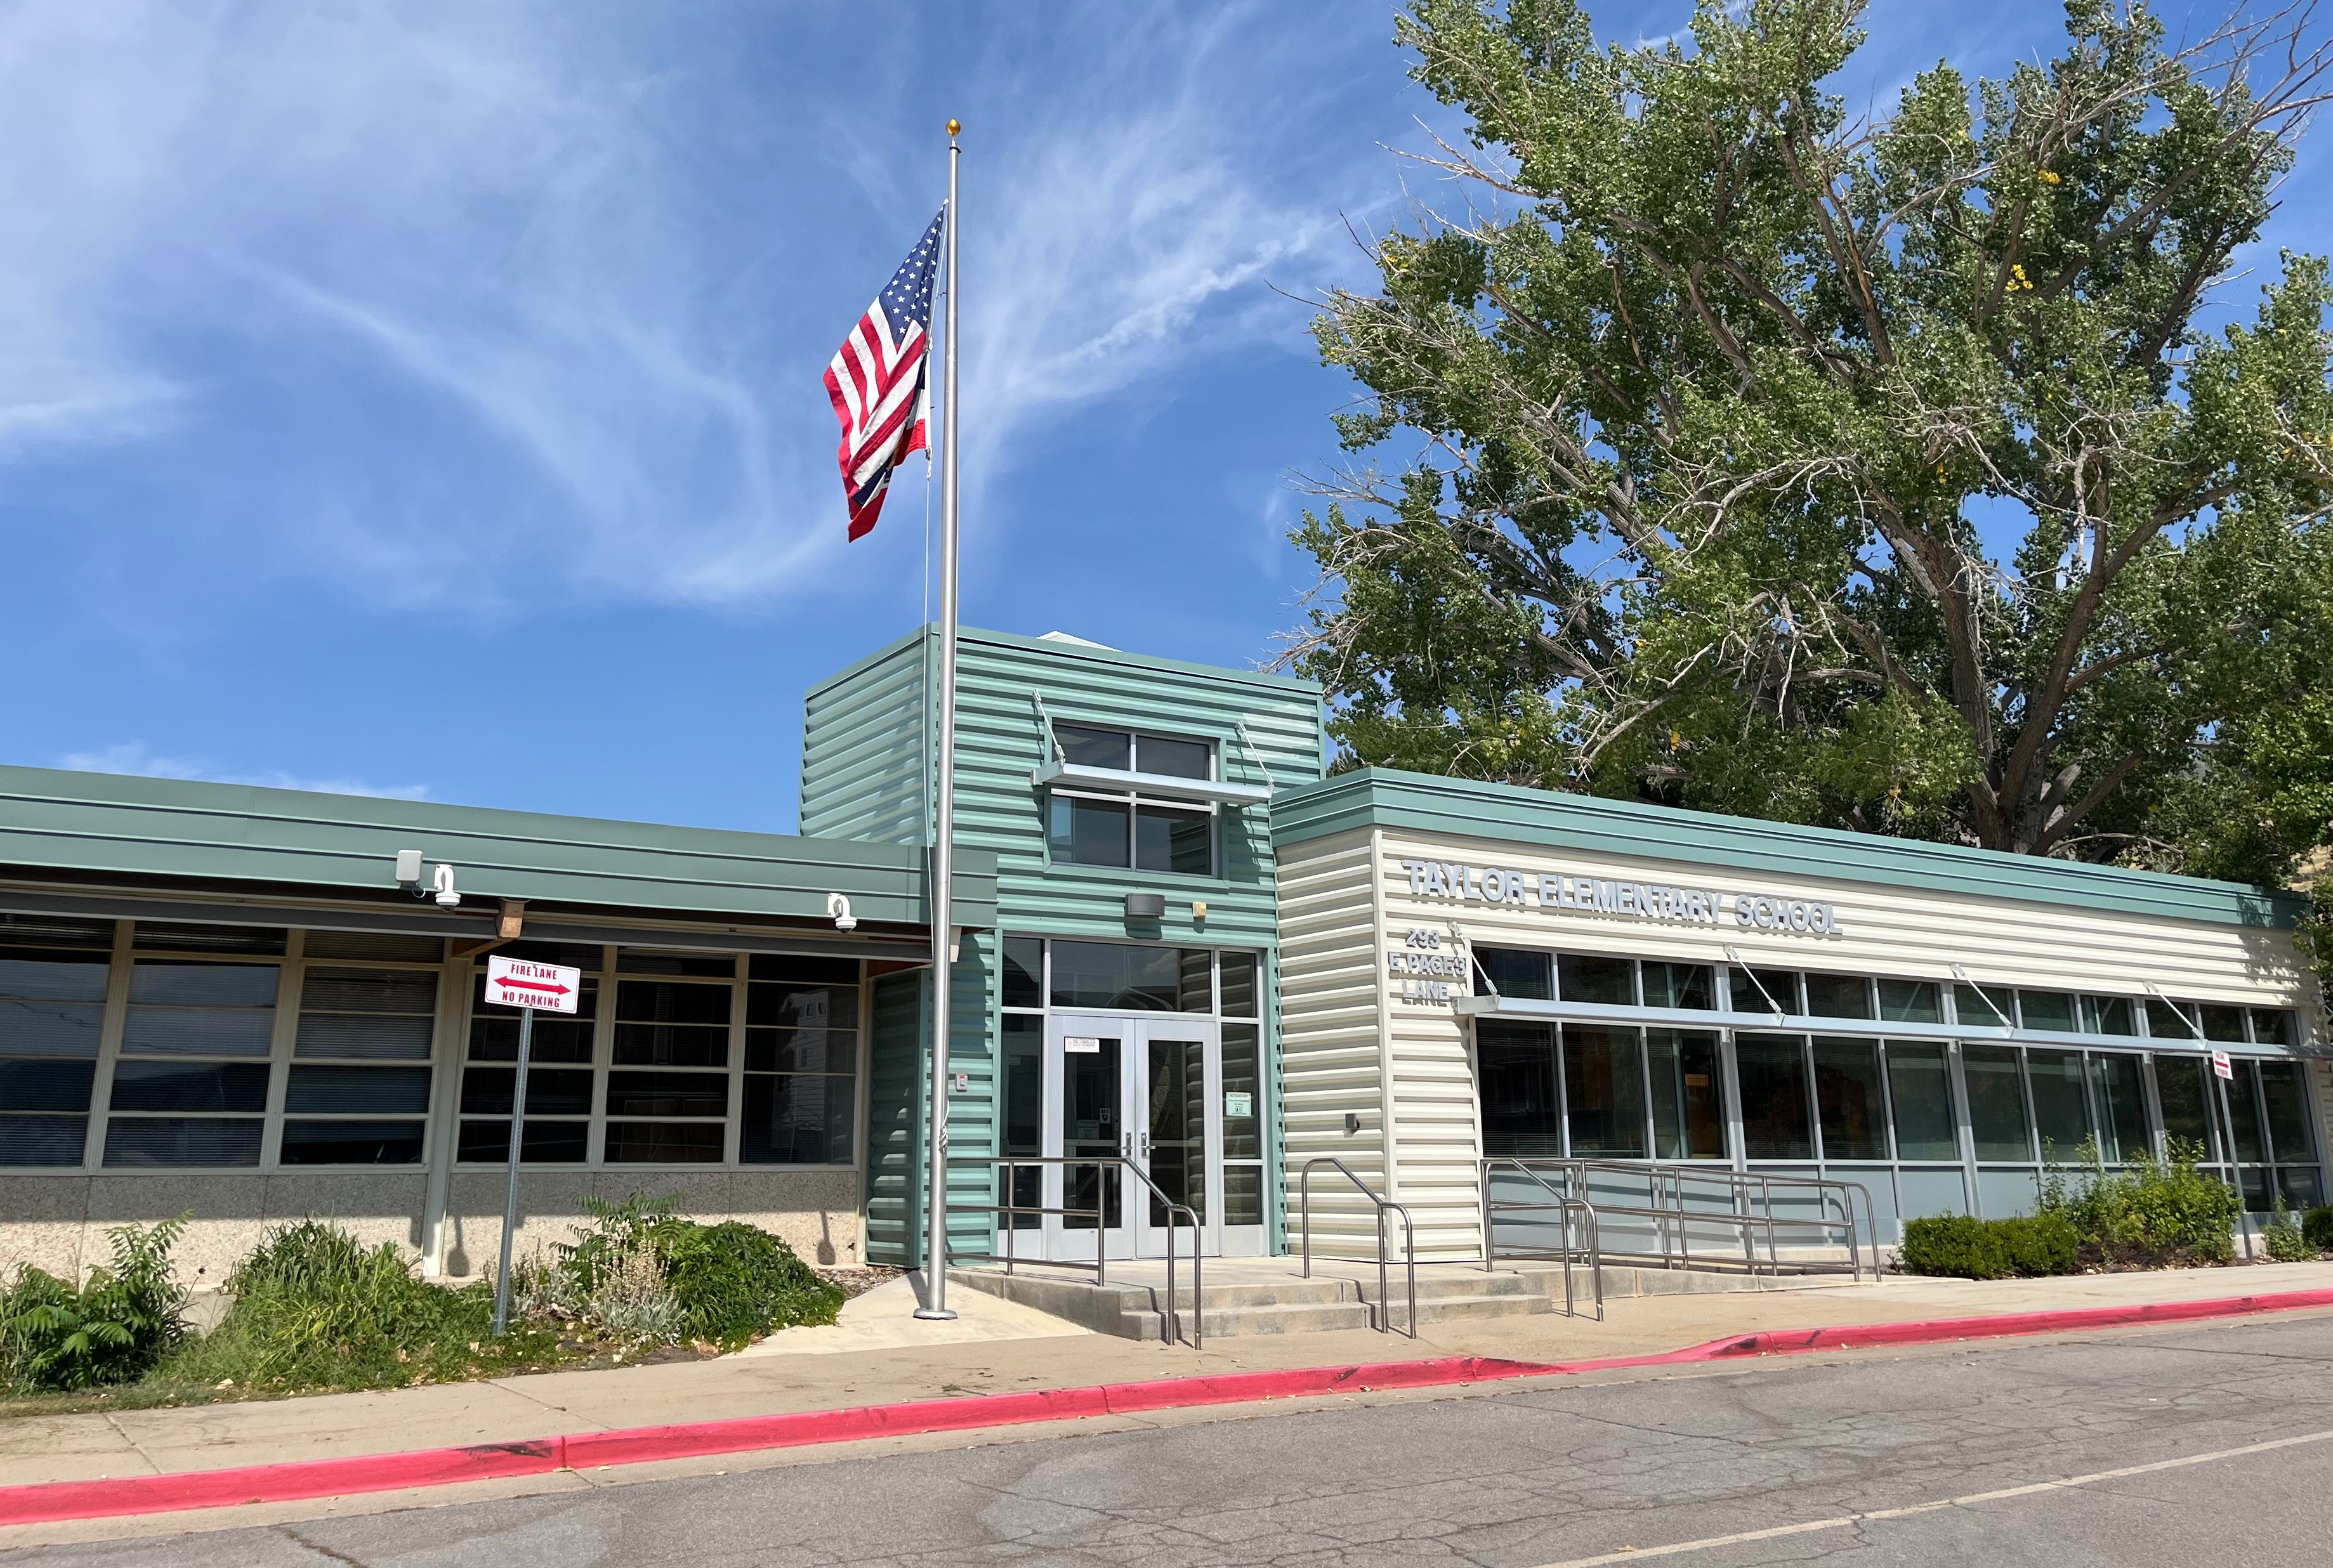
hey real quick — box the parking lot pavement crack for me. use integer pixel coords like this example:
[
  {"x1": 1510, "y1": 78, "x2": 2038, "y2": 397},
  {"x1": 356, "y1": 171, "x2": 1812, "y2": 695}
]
[{"x1": 271, "y1": 1525, "x2": 378, "y2": 1567}]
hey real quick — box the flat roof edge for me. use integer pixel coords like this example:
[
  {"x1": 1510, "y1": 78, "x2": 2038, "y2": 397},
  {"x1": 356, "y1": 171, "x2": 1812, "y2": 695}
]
[{"x1": 1272, "y1": 768, "x2": 2304, "y2": 929}]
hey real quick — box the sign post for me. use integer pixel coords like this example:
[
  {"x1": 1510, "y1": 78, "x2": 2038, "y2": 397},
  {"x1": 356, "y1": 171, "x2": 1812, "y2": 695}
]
[{"x1": 485, "y1": 955, "x2": 581, "y2": 1335}]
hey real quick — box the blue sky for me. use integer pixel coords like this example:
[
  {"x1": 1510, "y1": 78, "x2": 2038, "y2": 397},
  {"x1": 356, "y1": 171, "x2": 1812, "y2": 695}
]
[{"x1": 3, "y1": 0, "x2": 2321, "y2": 833}]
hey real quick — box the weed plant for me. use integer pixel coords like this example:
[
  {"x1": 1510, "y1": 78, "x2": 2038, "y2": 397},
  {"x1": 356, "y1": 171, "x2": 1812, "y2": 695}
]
[
  {"x1": 545, "y1": 1192, "x2": 843, "y2": 1349},
  {"x1": 1, "y1": 1218, "x2": 188, "y2": 1392},
  {"x1": 2040, "y1": 1138, "x2": 2244, "y2": 1267},
  {"x1": 162, "y1": 1222, "x2": 564, "y2": 1395},
  {"x1": 2263, "y1": 1197, "x2": 2316, "y2": 1262}
]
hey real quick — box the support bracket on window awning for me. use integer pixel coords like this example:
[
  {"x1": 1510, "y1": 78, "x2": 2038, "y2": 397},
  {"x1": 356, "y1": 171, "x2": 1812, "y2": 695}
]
[{"x1": 1028, "y1": 760, "x2": 1272, "y2": 807}]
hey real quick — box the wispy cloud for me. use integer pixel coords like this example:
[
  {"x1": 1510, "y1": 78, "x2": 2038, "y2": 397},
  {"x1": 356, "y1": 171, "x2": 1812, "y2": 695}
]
[
  {"x1": 57, "y1": 742, "x2": 431, "y2": 801},
  {"x1": 0, "y1": 0, "x2": 1400, "y2": 618}
]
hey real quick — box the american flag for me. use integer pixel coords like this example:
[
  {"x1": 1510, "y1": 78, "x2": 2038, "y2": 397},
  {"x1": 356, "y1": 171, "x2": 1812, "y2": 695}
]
[{"x1": 824, "y1": 208, "x2": 945, "y2": 541}]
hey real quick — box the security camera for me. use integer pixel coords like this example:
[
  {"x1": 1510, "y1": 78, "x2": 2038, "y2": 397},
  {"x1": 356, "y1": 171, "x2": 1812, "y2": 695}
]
[
  {"x1": 825, "y1": 892, "x2": 857, "y2": 932},
  {"x1": 432, "y1": 863, "x2": 461, "y2": 909}
]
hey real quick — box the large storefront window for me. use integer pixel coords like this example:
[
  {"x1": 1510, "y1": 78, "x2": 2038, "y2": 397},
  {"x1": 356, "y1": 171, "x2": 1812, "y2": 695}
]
[
  {"x1": 456, "y1": 944, "x2": 863, "y2": 1169},
  {"x1": 1469, "y1": 944, "x2": 2324, "y2": 1229}
]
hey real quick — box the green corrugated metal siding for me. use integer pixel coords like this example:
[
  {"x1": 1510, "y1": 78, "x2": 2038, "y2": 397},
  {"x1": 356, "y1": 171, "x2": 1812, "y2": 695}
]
[
  {"x1": 864, "y1": 969, "x2": 928, "y2": 1266},
  {"x1": 860, "y1": 938, "x2": 997, "y2": 1268},
  {"x1": 0, "y1": 763, "x2": 996, "y2": 930},
  {"x1": 805, "y1": 625, "x2": 1329, "y2": 1251},
  {"x1": 1271, "y1": 769, "x2": 2303, "y2": 927},
  {"x1": 801, "y1": 630, "x2": 931, "y2": 847}
]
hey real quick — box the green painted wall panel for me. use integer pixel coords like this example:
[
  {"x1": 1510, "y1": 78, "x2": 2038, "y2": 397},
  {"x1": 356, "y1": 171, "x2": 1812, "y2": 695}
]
[
  {"x1": 863, "y1": 969, "x2": 927, "y2": 1267},
  {"x1": 805, "y1": 625, "x2": 1329, "y2": 1251},
  {"x1": 1272, "y1": 769, "x2": 2304, "y2": 929}
]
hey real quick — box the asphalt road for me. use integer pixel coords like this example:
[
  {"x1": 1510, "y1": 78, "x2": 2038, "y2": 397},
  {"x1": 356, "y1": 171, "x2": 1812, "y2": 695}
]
[{"x1": 12, "y1": 1312, "x2": 2333, "y2": 1567}]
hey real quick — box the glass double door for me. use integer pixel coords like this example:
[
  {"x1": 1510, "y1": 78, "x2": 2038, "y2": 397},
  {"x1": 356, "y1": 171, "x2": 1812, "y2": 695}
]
[{"x1": 1039, "y1": 1014, "x2": 1220, "y2": 1260}]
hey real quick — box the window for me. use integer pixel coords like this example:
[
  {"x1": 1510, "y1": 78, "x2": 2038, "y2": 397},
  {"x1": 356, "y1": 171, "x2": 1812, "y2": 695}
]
[
  {"x1": 608, "y1": 969, "x2": 734, "y2": 1163},
  {"x1": 2027, "y1": 1050, "x2": 2091, "y2": 1160},
  {"x1": 1048, "y1": 941, "x2": 1209, "y2": 1011},
  {"x1": 2144, "y1": 999, "x2": 2200, "y2": 1041},
  {"x1": 1955, "y1": 984, "x2": 2016, "y2": 1028},
  {"x1": 2091, "y1": 1053, "x2": 2149, "y2": 1161},
  {"x1": 1647, "y1": 1030, "x2": 1725, "y2": 1158},
  {"x1": 2016, "y1": 990, "x2": 2077, "y2": 1032},
  {"x1": 1562, "y1": 1024, "x2": 1645, "y2": 1158},
  {"x1": 1886, "y1": 1042, "x2": 1959, "y2": 1160},
  {"x1": 1735, "y1": 1035, "x2": 1813, "y2": 1159},
  {"x1": 1558, "y1": 953, "x2": 1634, "y2": 1007},
  {"x1": 1813, "y1": 1038, "x2": 1887, "y2": 1160},
  {"x1": 2153, "y1": 1055, "x2": 2216, "y2": 1156},
  {"x1": 1877, "y1": 979, "x2": 1942, "y2": 1024},
  {"x1": 1478, "y1": 1023, "x2": 1561, "y2": 1158},
  {"x1": 105, "y1": 959, "x2": 279, "y2": 1167},
  {"x1": 2086, "y1": 996, "x2": 2137, "y2": 1036},
  {"x1": 0, "y1": 917, "x2": 112, "y2": 1168},
  {"x1": 1477, "y1": 947, "x2": 1552, "y2": 1001},
  {"x1": 1803, "y1": 974, "x2": 1872, "y2": 1021},
  {"x1": 1046, "y1": 724, "x2": 1216, "y2": 875},
  {"x1": 1732, "y1": 969, "x2": 1800, "y2": 1016},
  {"x1": 1962, "y1": 1045, "x2": 2031, "y2": 1161},
  {"x1": 743, "y1": 956, "x2": 857, "y2": 1165},
  {"x1": 1642, "y1": 962, "x2": 1715, "y2": 1010},
  {"x1": 282, "y1": 967, "x2": 439, "y2": 1165}
]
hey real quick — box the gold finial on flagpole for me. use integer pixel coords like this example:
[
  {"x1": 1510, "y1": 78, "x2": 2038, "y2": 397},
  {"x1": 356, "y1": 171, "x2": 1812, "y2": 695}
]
[{"x1": 946, "y1": 119, "x2": 960, "y2": 136}]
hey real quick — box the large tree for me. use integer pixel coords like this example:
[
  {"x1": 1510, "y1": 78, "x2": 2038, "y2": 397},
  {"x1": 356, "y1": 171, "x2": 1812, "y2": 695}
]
[{"x1": 1292, "y1": 0, "x2": 2333, "y2": 883}]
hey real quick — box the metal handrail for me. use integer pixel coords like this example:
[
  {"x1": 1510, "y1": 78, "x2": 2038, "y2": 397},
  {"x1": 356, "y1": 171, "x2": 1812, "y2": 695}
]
[
  {"x1": 1478, "y1": 1157, "x2": 1604, "y2": 1319},
  {"x1": 1480, "y1": 1159, "x2": 1883, "y2": 1281},
  {"x1": 1298, "y1": 1156, "x2": 1418, "y2": 1337},
  {"x1": 946, "y1": 1154, "x2": 1205, "y2": 1347}
]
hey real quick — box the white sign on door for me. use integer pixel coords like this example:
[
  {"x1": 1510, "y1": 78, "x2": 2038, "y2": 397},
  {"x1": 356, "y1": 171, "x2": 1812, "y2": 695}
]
[
  {"x1": 1062, "y1": 1035, "x2": 1101, "y2": 1054},
  {"x1": 485, "y1": 954, "x2": 581, "y2": 1015}
]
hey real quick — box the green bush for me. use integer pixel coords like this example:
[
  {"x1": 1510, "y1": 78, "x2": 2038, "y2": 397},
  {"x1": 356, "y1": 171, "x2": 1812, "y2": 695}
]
[
  {"x1": 166, "y1": 1221, "x2": 528, "y2": 1394},
  {"x1": 549, "y1": 1192, "x2": 842, "y2": 1349},
  {"x1": 664, "y1": 1222, "x2": 844, "y2": 1347},
  {"x1": 0, "y1": 1218, "x2": 188, "y2": 1392},
  {"x1": 2304, "y1": 1206, "x2": 2333, "y2": 1253},
  {"x1": 2041, "y1": 1138, "x2": 2243, "y2": 1267},
  {"x1": 2264, "y1": 1198, "x2": 2315, "y2": 1263},
  {"x1": 1900, "y1": 1212, "x2": 2080, "y2": 1279}
]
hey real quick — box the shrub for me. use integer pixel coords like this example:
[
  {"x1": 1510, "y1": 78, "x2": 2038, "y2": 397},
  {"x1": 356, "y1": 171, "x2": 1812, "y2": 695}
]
[
  {"x1": 168, "y1": 1221, "x2": 513, "y2": 1393},
  {"x1": 2040, "y1": 1138, "x2": 2243, "y2": 1267},
  {"x1": 2304, "y1": 1206, "x2": 2333, "y2": 1253},
  {"x1": 664, "y1": 1222, "x2": 844, "y2": 1347},
  {"x1": 1900, "y1": 1213, "x2": 2080, "y2": 1279},
  {"x1": 1, "y1": 1218, "x2": 188, "y2": 1392},
  {"x1": 546, "y1": 1192, "x2": 841, "y2": 1350},
  {"x1": 2264, "y1": 1198, "x2": 2316, "y2": 1263}
]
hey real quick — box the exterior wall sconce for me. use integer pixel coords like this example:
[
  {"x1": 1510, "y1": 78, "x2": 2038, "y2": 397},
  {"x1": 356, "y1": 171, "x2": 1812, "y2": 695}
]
[{"x1": 1125, "y1": 892, "x2": 1165, "y2": 919}]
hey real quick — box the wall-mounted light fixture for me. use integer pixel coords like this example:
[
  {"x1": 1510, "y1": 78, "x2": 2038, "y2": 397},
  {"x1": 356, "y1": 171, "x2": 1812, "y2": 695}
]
[{"x1": 1124, "y1": 892, "x2": 1165, "y2": 919}]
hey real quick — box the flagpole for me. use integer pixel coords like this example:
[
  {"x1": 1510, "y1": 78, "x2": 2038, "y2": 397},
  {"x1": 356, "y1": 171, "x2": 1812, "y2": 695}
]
[{"x1": 915, "y1": 118, "x2": 963, "y2": 1320}]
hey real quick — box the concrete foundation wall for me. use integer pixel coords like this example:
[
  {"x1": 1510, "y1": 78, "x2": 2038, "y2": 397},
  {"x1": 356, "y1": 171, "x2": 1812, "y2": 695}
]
[{"x1": 0, "y1": 1169, "x2": 864, "y2": 1288}]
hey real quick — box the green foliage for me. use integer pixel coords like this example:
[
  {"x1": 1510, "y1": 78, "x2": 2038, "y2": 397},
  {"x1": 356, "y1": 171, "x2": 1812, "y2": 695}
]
[
  {"x1": 0, "y1": 1218, "x2": 188, "y2": 1392},
  {"x1": 1900, "y1": 1213, "x2": 2080, "y2": 1279},
  {"x1": 2041, "y1": 1138, "x2": 2244, "y2": 1266},
  {"x1": 664, "y1": 1222, "x2": 844, "y2": 1349},
  {"x1": 166, "y1": 1221, "x2": 549, "y2": 1394},
  {"x1": 2303, "y1": 1205, "x2": 2333, "y2": 1252},
  {"x1": 2263, "y1": 1196, "x2": 2316, "y2": 1262},
  {"x1": 1291, "y1": 0, "x2": 2333, "y2": 881},
  {"x1": 542, "y1": 1192, "x2": 841, "y2": 1350}
]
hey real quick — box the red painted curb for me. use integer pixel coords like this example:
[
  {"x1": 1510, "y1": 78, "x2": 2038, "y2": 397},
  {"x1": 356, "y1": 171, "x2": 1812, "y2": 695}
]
[{"x1": 5, "y1": 1288, "x2": 2330, "y2": 1528}]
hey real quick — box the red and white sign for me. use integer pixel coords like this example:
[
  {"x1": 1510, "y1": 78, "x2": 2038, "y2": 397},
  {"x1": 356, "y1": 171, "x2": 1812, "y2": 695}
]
[
  {"x1": 2211, "y1": 1049, "x2": 2234, "y2": 1081},
  {"x1": 485, "y1": 955, "x2": 581, "y2": 1014}
]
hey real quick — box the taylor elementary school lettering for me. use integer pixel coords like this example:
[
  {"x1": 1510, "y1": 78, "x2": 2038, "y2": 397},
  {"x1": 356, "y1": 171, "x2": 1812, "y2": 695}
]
[{"x1": 1398, "y1": 857, "x2": 1844, "y2": 936}]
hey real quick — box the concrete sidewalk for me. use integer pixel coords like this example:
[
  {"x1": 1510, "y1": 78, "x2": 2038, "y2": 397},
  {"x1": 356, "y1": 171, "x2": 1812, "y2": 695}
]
[{"x1": 6, "y1": 1258, "x2": 2332, "y2": 1493}]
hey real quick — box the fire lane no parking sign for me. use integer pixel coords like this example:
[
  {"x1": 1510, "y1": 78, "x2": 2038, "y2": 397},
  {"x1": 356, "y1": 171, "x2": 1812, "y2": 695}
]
[{"x1": 485, "y1": 953, "x2": 581, "y2": 1014}]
